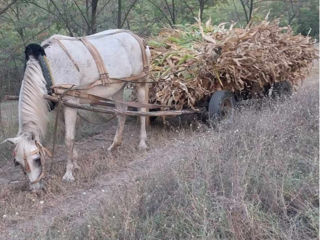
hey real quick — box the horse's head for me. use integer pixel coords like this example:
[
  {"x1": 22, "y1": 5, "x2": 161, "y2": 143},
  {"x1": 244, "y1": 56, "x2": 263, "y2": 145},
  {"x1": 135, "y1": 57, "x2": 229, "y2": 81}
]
[{"x1": 3, "y1": 132, "x2": 50, "y2": 190}]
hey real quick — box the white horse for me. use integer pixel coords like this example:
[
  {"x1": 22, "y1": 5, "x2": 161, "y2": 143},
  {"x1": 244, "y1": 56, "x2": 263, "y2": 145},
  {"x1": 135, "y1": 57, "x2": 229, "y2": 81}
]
[{"x1": 4, "y1": 30, "x2": 151, "y2": 190}]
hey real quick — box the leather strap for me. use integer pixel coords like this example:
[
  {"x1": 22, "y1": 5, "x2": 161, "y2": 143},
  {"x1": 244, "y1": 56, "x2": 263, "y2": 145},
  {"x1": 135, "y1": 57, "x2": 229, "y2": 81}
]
[
  {"x1": 126, "y1": 32, "x2": 149, "y2": 73},
  {"x1": 53, "y1": 30, "x2": 149, "y2": 83},
  {"x1": 55, "y1": 39, "x2": 80, "y2": 72},
  {"x1": 80, "y1": 37, "x2": 109, "y2": 85}
]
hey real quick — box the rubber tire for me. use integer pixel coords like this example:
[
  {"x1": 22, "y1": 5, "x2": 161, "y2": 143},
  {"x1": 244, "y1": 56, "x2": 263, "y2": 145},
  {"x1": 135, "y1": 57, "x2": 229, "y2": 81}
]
[
  {"x1": 208, "y1": 90, "x2": 235, "y2": 122},
  {"x1": 272, "y1": 81, "x2": 293, "y2": 99}
]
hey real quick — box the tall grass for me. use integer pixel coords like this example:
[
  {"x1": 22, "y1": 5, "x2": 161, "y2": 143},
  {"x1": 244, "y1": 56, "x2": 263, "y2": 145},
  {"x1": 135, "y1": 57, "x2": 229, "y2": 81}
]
[
  {"x1": 0, "y1": 101, "x2": 19, "y2": 162},
  {"x1": 66, "y1": 86, "x2": 318, "y2": 240}
]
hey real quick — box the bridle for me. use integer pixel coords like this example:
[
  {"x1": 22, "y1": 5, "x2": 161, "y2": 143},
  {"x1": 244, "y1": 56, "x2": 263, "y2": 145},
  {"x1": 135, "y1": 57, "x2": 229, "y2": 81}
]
[{"x1": 22, "y1": 141, "x2": 52, "y2": 184}]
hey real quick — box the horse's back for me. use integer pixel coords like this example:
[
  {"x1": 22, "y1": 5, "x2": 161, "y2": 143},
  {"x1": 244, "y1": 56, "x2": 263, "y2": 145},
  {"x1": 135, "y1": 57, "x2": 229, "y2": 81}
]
[{"x1": 41, "y1": 30, "x2": 144, "y2": 86}]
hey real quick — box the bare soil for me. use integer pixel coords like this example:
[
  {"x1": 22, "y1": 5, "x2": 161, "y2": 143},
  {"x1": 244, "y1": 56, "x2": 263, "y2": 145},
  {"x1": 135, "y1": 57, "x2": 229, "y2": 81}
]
[{"x1": 0, "y1": 61, "x2": 318, "y2": 239}]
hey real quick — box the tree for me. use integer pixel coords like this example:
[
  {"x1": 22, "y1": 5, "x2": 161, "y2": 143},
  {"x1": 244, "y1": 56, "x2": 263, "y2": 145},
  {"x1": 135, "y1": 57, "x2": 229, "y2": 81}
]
[
  {"x1": 90, "y1": 0, "x2": 99, "y2": 33},
  {"x1": 117, "y1": 0, "x2": 139, "y2": 28},
  {"x1": 0, "y1": 0, "x2": 18, "y2": 16},
  {"x1": 238, "y1": 0, "x2": 253, "y2": 24},
  {"x1": 198, "y1": 0, "x2": 210, "y2": 21},
  {"x1": 293, "y1": 0, "x2": 319, "y2": 38},
  {"x1": 147, "y1": 0, "x2": 177, "y2": 27},
  {"x1": 71, "y1": 0, "x2": 99, "y2": 34}
]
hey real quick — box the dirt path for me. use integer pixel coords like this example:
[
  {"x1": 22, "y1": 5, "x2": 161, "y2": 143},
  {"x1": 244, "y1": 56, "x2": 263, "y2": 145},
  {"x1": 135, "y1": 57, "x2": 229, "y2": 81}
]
[
  {"x1": 3, "y1": 147, "x2": 158, "y2": 238},
  {"x1": 0, "y1": 116, "x2": 200, "y2": 239}
]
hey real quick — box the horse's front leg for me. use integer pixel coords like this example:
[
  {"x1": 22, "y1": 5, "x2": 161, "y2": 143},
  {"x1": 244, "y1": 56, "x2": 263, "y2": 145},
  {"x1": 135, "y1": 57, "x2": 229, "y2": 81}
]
[
  {"x1": 62, "y1": 106, "x2": 78, "y2": 181},
  {"x1": 137, "y1": 83, "x2": 148, "y2": 150},
  {"x1": 108, "y1": 88, "x2": 127, "y2": 151}
]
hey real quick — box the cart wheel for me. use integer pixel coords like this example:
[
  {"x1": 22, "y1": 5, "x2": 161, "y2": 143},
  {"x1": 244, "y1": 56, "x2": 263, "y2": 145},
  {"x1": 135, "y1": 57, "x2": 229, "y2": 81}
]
[
  {"x1": 208, "y1": 90, "x2": 235, "y2": 122},
  {"x1": 271, "y1": 81, "x2": 293, "y2": 99}
]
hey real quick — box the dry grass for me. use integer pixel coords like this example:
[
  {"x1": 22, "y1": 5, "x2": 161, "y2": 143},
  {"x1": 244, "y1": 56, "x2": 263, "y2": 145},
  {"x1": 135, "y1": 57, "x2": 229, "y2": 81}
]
[
  {"x1": 0, "y1": 62, "x2": 318, "y2": 239},
  {"x1": 0, "y1": 107, "x2": 200, "y2": 238},
  {"x1": 40, "y1": 67, "x2": 319, "y2": 240},
  {"x1": 0, "y1": 101, "x2": 19, "y2": 161}
]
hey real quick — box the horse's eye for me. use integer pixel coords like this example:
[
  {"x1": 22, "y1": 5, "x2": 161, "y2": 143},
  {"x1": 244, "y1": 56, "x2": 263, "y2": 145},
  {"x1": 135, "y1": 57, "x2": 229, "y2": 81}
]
[
  {"x1": 13, "y1": 158, "x2": 20, "y2": 167},
  {"x1": 34, "y1": 157, "x2": 41, "y2": 166}
]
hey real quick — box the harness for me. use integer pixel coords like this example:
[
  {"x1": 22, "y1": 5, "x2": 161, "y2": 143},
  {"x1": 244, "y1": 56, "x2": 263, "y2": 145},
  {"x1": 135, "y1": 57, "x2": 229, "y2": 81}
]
[
  {"x1": 44, "y1": 30, "x2": 149, "y2": 91},
  {"x1": 21, "y1": 141, "x2": 52, "y2": 184},
  {"x1": 27, "y1": 30, "x2": 149, "y2": 183}
]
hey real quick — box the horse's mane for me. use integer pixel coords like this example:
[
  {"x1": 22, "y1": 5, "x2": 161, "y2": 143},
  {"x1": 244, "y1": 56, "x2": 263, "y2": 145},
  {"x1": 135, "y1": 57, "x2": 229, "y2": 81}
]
[{"x1": 18, "y1": 56, "x2": 49, "y2": 139}]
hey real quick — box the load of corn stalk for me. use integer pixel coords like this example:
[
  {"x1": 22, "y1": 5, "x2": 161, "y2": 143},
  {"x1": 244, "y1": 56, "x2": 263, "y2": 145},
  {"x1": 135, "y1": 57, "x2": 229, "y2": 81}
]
[{"x1": 148, "y1": 18, "x2": 317, "y2": 110}]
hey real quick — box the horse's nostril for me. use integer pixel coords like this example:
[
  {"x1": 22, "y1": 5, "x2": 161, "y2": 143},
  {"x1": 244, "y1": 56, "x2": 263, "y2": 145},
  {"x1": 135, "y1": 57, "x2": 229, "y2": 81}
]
[{"x1": 34, "y1": 157, "x2": 41, "y2": 166}]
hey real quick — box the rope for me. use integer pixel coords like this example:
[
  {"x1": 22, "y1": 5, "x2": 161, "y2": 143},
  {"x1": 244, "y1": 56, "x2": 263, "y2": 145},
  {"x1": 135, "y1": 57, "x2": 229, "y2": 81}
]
[{"x1": 51, "y1": 85, "x2": 75, "y2": 157}]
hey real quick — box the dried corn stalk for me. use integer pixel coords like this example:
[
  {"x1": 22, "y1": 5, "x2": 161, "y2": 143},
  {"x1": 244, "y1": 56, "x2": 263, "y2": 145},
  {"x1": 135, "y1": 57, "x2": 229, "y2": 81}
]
[{"x1": 149, "y1": 20, "x2": 317, "y2": 110}]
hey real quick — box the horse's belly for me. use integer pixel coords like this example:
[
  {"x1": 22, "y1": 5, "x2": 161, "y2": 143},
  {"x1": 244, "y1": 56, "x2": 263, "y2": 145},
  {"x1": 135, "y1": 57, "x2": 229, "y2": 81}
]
[{"x1": 85, "y1": 83, "x2": 126, "y2": 100}]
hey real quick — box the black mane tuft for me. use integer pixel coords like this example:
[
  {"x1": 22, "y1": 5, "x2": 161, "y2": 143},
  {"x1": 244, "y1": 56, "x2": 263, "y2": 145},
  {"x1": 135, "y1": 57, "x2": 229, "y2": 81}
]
[{"x1": 25, "y1": 43, "x2": 46, "y2": 61}]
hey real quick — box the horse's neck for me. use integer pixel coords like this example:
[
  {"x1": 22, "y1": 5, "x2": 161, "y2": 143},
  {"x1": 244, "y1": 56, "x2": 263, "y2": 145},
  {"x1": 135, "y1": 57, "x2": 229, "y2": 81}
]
[{"x1": 18, "y1": 58, "x2": 49, "y2": 139}]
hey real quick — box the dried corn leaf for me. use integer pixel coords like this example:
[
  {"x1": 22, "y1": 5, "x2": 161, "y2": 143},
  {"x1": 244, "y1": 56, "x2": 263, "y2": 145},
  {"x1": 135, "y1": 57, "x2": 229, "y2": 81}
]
[{"x1": 149, "y1": 20, "x2": 317, "y2": 110}]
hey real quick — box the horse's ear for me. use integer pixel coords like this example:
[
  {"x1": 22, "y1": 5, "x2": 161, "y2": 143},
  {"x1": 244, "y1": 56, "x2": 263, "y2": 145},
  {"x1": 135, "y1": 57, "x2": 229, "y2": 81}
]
[
  {"x1": 1, "y1": 137, "x2": 20, "y2": 145},
  {"x1": 25, "y1": 45, "x2": 33, "y2": 61},
  {"x1": 25, "y1": 43, "x2": 45, "y2": 61}
]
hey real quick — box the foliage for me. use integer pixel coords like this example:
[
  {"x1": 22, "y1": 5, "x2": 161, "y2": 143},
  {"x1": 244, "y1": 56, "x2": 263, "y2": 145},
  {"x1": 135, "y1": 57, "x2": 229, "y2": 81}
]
[
  {"x1": 0, "y1": 0, "x2": 318, "y2": 97},
  {"x1": 292, "y1": 0, "x2": 319, "y2": 39}
]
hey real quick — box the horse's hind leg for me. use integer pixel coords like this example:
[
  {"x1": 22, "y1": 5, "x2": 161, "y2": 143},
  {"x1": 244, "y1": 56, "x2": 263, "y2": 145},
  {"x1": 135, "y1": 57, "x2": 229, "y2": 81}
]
[
  {"x1": 108, "y1": 88, "x2": 127, "y2": 151},
  {"x1": 62, "y1": 106, "x2": 78, "y2": 181},
  {"x1": 137, "y1": 83, "x2": 148, "y2": 150}
]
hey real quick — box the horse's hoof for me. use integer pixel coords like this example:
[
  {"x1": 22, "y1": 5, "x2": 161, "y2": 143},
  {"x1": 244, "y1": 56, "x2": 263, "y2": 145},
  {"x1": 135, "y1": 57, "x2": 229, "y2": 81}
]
[
  {"x1": 30, "y1": 182, "x2": 43, "y2": 191},
  {"x1": 138, "y1": 142, "x2": 148, "y2": 151},
  {"x1": 108, "y1": 143, "x2": 119, "y2": 152},
  {"x1": 62, "y1": 172, "x2": 75, "y2": 182},
  {"x1": 107, "y1": 145, "x2": 114, "y2": 152}
]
